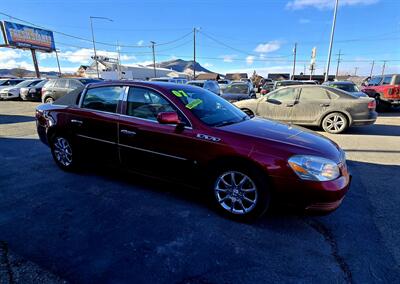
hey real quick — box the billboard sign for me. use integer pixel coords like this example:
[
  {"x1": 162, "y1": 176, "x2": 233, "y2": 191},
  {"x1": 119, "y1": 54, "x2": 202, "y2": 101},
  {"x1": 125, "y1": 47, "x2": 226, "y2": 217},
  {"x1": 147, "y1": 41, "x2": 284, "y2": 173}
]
[{"x1": 1, "y1": 21, "x2": 55, "y2": 52}]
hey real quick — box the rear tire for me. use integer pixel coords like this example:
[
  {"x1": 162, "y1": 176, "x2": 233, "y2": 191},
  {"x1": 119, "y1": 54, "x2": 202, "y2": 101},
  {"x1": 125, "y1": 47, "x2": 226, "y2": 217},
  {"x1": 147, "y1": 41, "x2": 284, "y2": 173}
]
[
  {"x1": 321, "y1": 112, "x2": 348, "y2": 134},
  {"x1": 50, "y1": 134, "x2": 79, "y2": 171},
  {"x1": 44, "y1": 97, "x2": 54, "y2": 104},
  {"x1": 209, "y1": 164, "x2": 270, "y2": 222}
]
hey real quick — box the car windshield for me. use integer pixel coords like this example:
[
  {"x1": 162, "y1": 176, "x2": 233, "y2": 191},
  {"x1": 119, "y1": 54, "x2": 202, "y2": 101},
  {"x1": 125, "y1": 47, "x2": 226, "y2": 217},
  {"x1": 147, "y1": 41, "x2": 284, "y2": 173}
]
[
  {"x1": 187, "y1": 82, "x2": 204, "y2": 87},
  {"x1": 78, "y1": 79, "x2": 101, "y2": 85},
  {"x1": 331, "y1": 83, "x2": 359, "y2": 93},
  {"x1": 223, "y1": 84, "x2": 248, "y2": 94},
  {"x1": 34, "y1": 80, "x2": 48, "y2": 87},
  {"x1": 169, "y1": 86, "x2": 248, "y2": 127}
]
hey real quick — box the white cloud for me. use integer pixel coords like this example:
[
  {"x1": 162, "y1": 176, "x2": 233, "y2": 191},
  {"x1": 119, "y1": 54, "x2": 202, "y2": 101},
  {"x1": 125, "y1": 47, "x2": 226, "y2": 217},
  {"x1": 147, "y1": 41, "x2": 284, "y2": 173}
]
[
  {"x1": 125, "y1": 60, "x2": 153, "y2": 66},
  {"x1": 221, "y1": 55, "x2": 236, "y2": 63},
  {"x1": 246, "y1": 56, "x2": 255, "y2": 65},
  {"x1": 137, "y1": 40, "x2": 144, "y2": 46},
  {"x1": 254, "y1": 41, "x2": 281, "y2": 53},
  {"x1": 286, "y1": 0, "x2": 379, "y2": 10},
  {"x1": 203, "y1": 62, "x2": 213, "y2": 68},
  {"x1": 0, "y1": 49, "x2": 25, "y2": 60}
]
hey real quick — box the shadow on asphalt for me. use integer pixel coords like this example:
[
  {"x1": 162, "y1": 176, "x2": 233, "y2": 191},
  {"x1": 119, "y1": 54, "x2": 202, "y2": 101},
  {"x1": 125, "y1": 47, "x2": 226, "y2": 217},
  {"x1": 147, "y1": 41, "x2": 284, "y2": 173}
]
[
  {"x1": 0, "y1": 114, "x2": 35, "y2": 124},
  {"x1": 0, "y1": 137, "x2": 399, "y2": 283}
]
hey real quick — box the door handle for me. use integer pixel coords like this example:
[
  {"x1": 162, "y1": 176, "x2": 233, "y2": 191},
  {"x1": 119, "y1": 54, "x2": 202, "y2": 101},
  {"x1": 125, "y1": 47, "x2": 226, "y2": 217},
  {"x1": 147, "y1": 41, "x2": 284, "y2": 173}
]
[
  {"x1": 71, "y1": 119, "x2": 83, "y2": 125},
  {"x1": 320, "y1": 103, "x2": 330, "y2": 107},
  {"x1": 120, "y1": 129, "x2": 137, "y2": 136},
  {"x1": 286, "y1": 103, "x2": 295, "y2": 107}
]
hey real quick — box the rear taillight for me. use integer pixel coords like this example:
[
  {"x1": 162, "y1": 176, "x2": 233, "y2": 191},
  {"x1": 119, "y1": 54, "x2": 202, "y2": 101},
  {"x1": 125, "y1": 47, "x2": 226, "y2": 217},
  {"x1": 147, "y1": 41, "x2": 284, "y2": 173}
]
[{"x1": 368, "y1": 100, "x2": 376, "y2": 110}]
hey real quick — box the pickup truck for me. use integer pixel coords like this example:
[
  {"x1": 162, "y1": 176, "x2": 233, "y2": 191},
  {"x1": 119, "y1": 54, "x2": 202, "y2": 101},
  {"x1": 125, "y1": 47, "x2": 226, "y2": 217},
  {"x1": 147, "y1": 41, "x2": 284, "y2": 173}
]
[{"x1": 362, "y1": 74, "x2": 400, "y2": 111}]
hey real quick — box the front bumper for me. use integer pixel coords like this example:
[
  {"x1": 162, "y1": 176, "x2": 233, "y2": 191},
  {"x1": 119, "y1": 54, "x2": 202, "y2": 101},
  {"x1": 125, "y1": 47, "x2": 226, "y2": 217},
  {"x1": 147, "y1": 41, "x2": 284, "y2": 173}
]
[{"x1": 272, "y1": 169, "x2": 351, "y2": 213}]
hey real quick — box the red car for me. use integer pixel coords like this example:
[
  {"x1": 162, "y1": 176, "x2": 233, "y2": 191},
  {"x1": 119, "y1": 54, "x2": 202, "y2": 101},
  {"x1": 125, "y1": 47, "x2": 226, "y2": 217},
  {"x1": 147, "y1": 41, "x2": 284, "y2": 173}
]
[
  {"x1": 35, "y1": 81, "x2": 350, "y2": 221},
  {"x1": 362, "y1": 74, "x2": 400, "y2": 111}
]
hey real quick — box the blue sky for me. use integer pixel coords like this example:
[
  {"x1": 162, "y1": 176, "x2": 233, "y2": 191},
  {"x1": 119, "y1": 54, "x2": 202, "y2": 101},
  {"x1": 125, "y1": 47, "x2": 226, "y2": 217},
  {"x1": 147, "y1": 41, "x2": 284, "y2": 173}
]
[{"x1": 0, "y1": 0, "x2": 399, "y2": 76}]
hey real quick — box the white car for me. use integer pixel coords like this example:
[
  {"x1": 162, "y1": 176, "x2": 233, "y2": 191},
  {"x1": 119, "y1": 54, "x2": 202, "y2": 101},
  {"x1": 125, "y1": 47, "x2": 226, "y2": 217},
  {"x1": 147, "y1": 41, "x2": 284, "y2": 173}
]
[{"x1": 0, "y1": 79, "x2": 42, "y2": 100}]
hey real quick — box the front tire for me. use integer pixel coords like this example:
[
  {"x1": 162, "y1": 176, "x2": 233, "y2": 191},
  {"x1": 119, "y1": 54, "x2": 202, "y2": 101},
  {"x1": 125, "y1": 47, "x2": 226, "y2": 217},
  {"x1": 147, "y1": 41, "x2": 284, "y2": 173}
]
[
  {"x1": 50, "y1": 135, "x2": 79, "y2": 171},
  {"x1": 321, "y1": 112, "x2": 348, "y2": 134},
  {"x1": 209, "y1": 165, "x2": 270, "y2": 222}
]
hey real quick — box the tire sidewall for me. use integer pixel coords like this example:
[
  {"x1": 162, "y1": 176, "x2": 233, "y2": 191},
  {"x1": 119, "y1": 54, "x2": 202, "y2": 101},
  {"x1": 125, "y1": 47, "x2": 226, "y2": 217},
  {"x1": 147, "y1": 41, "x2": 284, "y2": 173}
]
[
  {"x1": 322, "y1": 112, "x2": 348, "y2": 134},
  {"x1": 50, "y1": 134, "x2": 77, "y2": 171},
  {"x1": 208, "y1": 164, "x2": 270, "y2": 222}
]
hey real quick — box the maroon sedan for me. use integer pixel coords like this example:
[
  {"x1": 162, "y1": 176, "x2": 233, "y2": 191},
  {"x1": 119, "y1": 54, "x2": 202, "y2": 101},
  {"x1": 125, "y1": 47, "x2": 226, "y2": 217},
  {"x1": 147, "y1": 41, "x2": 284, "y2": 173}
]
[{"x1": 35, "y1": 81, "x2": 350, "y2": 221}]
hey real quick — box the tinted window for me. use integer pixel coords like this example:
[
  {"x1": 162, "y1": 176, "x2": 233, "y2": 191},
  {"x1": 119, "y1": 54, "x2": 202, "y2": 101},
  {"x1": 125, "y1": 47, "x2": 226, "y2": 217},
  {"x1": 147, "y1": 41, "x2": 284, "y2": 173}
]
[
  {"x1": 54, "y1": 79, "x2": 68, "y2": 88},
  {"x1": 69, "y1": 80, "x2": 83, "y2": 89},
  {"x1": 223, "y1": 84, "x2": 249, "y2": 94},
  {"x1": 368, "y1": 76, "x2": 382, "y2": 86},
  {"x1": 268, "y1": 88, "x2": 297, "y2": 102},
  {"x1": 127, "y1": 87, "x2": 175, "y2": 121},
  {"x1": 394, "y1": 75, "x2": 400, "y2": 85},
  {"x1": 82, "y1": 86, "x2": 122, "y2": 113},
  {"x1": 330, "y1": 83, "x2": 359, "y2": 93},
  {"x1": 300, "y1": 87, "x2": 330, "y2": 100},
  {"x1": 382, "y1": 76, "x2": 392, "y2": 85},
  {"x1": 187, "y1": 82, "x2": 204, "y2": 87}
]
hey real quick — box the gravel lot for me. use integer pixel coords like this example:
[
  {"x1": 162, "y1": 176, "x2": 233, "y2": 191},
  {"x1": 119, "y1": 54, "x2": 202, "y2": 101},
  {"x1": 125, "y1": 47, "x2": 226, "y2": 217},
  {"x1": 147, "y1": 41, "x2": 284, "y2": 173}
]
[{"x1": 0, "y1": 101, "x2": 399, "y2": 283}]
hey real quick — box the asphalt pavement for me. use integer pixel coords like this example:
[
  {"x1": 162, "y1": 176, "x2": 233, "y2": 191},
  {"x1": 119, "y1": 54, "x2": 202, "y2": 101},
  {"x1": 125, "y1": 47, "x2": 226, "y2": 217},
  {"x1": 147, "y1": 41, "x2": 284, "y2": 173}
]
[{"x1": 0, "y1": 101, "x2": 399, "y2": 283}]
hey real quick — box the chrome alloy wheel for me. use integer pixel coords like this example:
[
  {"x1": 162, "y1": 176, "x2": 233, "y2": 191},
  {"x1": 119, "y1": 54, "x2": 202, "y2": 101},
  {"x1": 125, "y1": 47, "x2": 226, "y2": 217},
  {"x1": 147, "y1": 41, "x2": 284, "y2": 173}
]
[
  {"x1": 324, "y1": 114, "x2": 346, "y2": 133},
  {"x1": 53, "y1": 137, "x2": 73, "y2": 166},
  {"x1": 214, "y1": 171, "x2": 258, "y2": 215}
]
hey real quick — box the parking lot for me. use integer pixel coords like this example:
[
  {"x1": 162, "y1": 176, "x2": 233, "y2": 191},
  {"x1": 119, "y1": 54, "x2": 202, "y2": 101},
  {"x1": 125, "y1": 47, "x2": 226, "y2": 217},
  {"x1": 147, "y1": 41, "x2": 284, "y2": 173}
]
[{"x1": 1, "y1": 101, "x2": 399, "y2": 283}]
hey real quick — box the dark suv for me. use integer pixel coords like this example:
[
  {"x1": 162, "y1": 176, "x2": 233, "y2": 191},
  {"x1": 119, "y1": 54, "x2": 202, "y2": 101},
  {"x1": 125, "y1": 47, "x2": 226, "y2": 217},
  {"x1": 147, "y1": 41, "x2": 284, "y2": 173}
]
[
  {"x1": 41, "y1": 78, "x2": 101, "y2": 103},
  {"x1": 362, "y1": 74, "x2": 400, "y2": 110}
]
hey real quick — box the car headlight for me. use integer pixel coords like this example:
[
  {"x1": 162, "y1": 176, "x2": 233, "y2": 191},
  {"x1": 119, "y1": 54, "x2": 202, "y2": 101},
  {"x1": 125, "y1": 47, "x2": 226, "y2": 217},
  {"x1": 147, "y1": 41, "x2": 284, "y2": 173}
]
[{"x1": 288, "y1": 155, "x2": 340, "y2": 181}]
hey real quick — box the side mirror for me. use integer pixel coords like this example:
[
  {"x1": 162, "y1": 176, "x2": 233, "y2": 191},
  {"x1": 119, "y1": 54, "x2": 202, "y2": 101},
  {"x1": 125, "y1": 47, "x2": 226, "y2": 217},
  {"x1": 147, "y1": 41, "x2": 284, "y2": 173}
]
[{"x1": 157, "y1": 112, "x2": 181, "y2": 125}]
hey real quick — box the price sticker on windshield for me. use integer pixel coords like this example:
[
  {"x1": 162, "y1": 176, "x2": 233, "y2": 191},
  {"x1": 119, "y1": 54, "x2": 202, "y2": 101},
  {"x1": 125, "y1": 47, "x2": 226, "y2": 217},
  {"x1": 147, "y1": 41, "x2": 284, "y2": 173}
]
[
  {"x1": 171, "y1": 90, "x2": 188, "y2": 98},
  {"x1": 185, "y1": 98, "x2": 203, "y2": 109}
]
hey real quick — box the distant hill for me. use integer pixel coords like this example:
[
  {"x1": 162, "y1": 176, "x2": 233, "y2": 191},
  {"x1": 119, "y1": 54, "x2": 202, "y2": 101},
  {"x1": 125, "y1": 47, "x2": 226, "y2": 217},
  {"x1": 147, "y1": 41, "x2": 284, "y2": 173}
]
[
  {"x1": 148, "y1": 59, "x2": 213, "y2": 73},
  {"x1": 0, "y1": 68, "x2": 60, "y2": 78}
]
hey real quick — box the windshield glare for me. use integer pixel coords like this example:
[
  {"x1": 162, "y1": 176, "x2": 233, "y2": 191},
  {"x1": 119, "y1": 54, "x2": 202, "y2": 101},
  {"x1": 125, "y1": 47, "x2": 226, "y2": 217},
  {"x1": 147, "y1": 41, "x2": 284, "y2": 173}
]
[
  {"x1": 223, "y1": 84, "x2": 248, "y2": 94},
  {"x1": 170, "y1": 87, "x2": 248, "y2": 127}
]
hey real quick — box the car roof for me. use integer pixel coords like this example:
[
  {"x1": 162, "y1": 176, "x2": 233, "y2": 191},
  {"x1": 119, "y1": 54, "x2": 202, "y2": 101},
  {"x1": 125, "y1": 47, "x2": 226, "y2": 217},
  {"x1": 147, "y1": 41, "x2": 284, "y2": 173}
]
[
  {"x1": 325, "y1": 81, "x2": 355, "y2": 85},
  {"x1": 87, "y1": 80, "x2": 201, "y2": 92}
]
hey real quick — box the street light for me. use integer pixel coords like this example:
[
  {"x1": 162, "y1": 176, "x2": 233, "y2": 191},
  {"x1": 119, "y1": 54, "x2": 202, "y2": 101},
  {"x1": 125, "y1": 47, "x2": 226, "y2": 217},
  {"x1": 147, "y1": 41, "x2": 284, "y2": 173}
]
[
  {"x1": 90, "y1": 16, "x2": 113, "y2": 78},
  {"x1": 324, "y1": 0, "x2": 339, "y2": 82}
]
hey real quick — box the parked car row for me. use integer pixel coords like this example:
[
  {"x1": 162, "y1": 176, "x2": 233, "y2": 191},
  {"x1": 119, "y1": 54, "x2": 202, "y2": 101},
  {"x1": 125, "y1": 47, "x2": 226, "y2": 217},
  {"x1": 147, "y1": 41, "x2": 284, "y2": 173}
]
[{"x1": 35, "y1": 80, "x2": 351, "y2": 221}]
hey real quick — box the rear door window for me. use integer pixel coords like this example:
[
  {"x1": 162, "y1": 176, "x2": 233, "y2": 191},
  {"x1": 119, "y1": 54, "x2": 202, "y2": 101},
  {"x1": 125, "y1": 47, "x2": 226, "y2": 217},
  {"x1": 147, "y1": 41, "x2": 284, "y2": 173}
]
[
  {"x1": 69, "y1": 80, "x2": 83, "y2": 89},
  {"x1": 382, "y1": 76, "x2": 393, "y2": 85},
  {"x1": 299, "y1": 87, "x2": 330, "y2": 101},
  {"x1": 268, "y1": 88, "x2": 298, "y2": 102},
  {"x1": 82, "y1": 86, "x2": 122, "y2": 113},
  {"x1": 54, "y1": 79, "x2": 68, "y2": 88},
  {"x1": 368, "y1": 77, "x2": 382, "y2": 86}
]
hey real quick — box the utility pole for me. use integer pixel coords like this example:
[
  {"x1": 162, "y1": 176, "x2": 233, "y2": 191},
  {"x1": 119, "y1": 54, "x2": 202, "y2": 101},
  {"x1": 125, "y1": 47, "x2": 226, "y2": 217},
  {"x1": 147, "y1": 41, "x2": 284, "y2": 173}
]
[
  {"x1": 303, "y1": 64, "x2": 306, "y2": 75},
  {"x1": 116, "y1": 41, "x2": 121, "y2": 80},
  {"x1": 324, "y1": 0, "x2": 339, "y2": 82},
  {"x1": 370, "y1": 60, "x2": 375, "y2": 77},
  {"x1": 354, "y1": 67, "x2": 359, "y2": 76},
  {"x1": 381, "y1": 61, "x2": 387, "y2": 76},
  {"x1": 55, "y1": 49, "x2": 62, "y2": 77},
  {"x1": 90, "y1": 16, "x2": 113, "y2": 79},
  {"x1": 150, "y1": 41, "x2": 156, "y2": 78},
  {"x1": 193, "y1": 28, "x2": 196, "y2": 80},
  {"x1": 335, "y1": 49, "x2": 342, "y2": 78},
  {"x1": 292, "y1": 43, "x2": 297, "y2": 80}
]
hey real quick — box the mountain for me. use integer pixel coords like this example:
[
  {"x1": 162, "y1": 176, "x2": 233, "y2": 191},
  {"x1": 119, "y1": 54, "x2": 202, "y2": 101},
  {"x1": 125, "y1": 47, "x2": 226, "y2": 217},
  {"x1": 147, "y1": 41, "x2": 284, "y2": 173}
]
[
  {"x1": 0, "y1": 68, "x2": 60, "y2": 78},
  {"x1": 148, "y1": 59, "x2": 213, "y2": 73}
]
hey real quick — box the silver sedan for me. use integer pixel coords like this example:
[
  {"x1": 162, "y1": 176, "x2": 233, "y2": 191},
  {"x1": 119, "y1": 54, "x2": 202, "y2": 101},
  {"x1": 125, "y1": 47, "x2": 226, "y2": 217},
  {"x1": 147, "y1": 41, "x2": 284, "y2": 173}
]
[{"x1": 234, "y1": 85, "x2": 378, "y2": 134}]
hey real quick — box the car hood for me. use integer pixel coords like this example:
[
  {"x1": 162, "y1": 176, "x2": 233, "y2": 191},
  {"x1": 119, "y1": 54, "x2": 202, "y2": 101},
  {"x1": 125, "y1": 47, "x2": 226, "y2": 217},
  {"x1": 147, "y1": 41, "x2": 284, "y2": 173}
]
[{"x1": 219, "y1": 117, "x2": 343, "y2": 163}]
